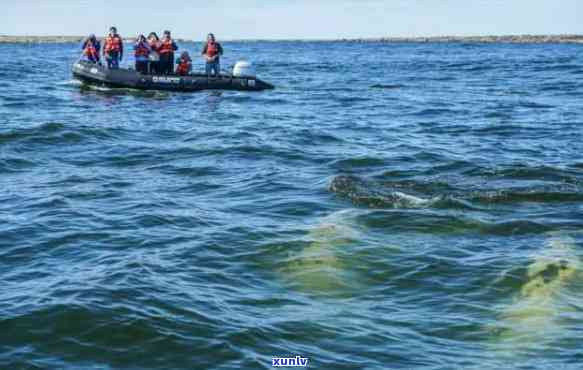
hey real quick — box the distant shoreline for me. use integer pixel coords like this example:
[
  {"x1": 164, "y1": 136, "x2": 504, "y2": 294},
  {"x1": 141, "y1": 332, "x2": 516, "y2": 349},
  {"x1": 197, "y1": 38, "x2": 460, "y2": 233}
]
[{"x1": 1, "y1": 34, "x2": 582, "y2": 44}]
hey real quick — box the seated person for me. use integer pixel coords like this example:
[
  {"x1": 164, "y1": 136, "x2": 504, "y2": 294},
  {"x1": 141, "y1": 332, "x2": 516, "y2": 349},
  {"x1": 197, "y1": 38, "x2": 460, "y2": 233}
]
[
  {"x1": 176, "y1": 51, "x2": 192, "y2": 76},
  {"x1": 81, "y1": 34, "x2": 101, "y2": 64}
]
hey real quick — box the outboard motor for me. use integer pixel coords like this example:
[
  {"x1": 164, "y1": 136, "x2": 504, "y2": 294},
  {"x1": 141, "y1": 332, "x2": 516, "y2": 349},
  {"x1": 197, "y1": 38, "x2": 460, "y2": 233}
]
[{"x1": 233, "y1": 61, "x2": 256, "y2": 78}]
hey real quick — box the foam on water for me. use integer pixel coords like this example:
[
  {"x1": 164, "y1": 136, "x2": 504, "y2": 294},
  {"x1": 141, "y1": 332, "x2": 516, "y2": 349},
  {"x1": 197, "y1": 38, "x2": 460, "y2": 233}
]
[{"x1": 57, "y1": 79, "x2": 83, "y2": 86}]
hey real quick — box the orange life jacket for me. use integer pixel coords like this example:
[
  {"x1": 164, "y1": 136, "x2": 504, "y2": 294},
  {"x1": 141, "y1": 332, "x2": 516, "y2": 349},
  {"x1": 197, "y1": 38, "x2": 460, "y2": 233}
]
[
  {"x1": 158, "y1": 38, "x2": 175, "y2": 54},
  {"x1": 134, "y1": 42, "x2": 149, "y2": 57},
  {"x1": 84, "y1": 41, "x2": 99, "y2": 60},
  {"x1": 176, "y1": 59, "x2": 191, "y2": 75},
  {"x1": 206, "y1": 42, "x2": 219, "y2": 57},
  {"x1": 105, "y1": 35, "x2": 122, "y2": 53}
]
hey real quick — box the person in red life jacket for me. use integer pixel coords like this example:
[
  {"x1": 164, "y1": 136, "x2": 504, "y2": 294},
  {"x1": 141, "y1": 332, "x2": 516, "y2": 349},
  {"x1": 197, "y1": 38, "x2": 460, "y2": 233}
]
[
  {"x1": 81, "y1": 34, "x2": 101, "y2": 64},
  {"x1": 201, "y1": 33, "x2": 223, "y2": 77},
  {"x1": 147, "y1": 32, "x2": 160, "y2": 75},
  {"x1": 103, "y1": 26, "x2": 124, "y2": 69},
  {"x1": 133, "y1": 34, "x2": 151, "y2": 74},
  {"x1": 175, "y1": 51, "x2": 192, "y2": 76},
  {"x1": 158, "y1": 30, "x2": 178, "y2": 75}
]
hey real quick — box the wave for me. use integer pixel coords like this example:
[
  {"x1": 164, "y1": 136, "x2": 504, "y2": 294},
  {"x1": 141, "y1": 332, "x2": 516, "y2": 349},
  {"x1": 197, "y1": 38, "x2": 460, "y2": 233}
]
[
  {"x1": 538, "y1": 81, "x2": 579, "y2": 93},
  {"x1": 370, "y1": 84, "x2": 404, "y2": 89},
  {"x1": 409, "y1": 108, "x2": 467, "y2": 117},
  {"x1": 516, "y1": 101, "x2": 556, "y2": 109},
  {"x1": 147, "y1": 164, "x2": 222, "y2": 178},
  {"x1": 329, "y1": 175, "x2": 442, "y2": 209},
  {"x1": 0, "y1": 302, "x2": 230, "y2": 368},
  {"x1": 0, "y1": 122, "x2": 117, "y2": 147},
  {"x1": 356, "y1": 210, "x2": 554, "y2": 235},
  {"x1": 331, "y1": 157, "x2": 387, "y2": 171},
  {"x1": 441, "y1": 62, "x2": 499, "y2": 72},
  {"x1": 0, "y1": 157, "x2": 37, "y2": 173},
  {"x1": 333, "y1": 96, "x2": 372, "y2": 105},
  {"x1": 530, "y1": 64, "x2": 582, "y2": 72},
  {"x1": 464, "y1": 165, "x2": 583, "y2": 185},
  {"x1": 465, "y1": 124, "x2": 530, "y2": 136},
  {"x1": 329, "y1": 173, "x2": 583, "y2": 210},
  {"x1": 469, "y1": 188, "x2": 583, "y2": 204},
  {"x1": 0, "y1": 122, "x2": 65, "y2": 144}
]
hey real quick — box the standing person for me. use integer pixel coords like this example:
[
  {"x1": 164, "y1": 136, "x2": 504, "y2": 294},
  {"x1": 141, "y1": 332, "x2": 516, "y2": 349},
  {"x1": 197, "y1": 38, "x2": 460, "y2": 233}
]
[
  {"x1": 133, "y1": 34, "x2": 151, "y2": 74},
  {"x1": 147, "y1": 32, "x2": 160, "y2": 75},
  {"x1": 103, "y1": 26, "x2": 123, "y2": 69},
  {"x1": 201, "y1": 33, "x2": 223, "y2": 77},
  {"x1": 81, "y1": 34, "x2": 100, "y2": 64},
  {"x1": 158, "y1": 30, "x2": 178, "y2": 75}
]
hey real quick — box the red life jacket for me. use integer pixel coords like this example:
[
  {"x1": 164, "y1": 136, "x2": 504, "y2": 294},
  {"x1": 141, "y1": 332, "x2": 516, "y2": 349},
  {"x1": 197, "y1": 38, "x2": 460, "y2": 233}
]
[
  {"x1": 206, "y1": 42, "x2": 219, "y2": 57},
  {"x1": 158, "y1": 38, "x2": 175, "y2": 54},
  {"x1": 135, "y1": 42, "x2": 149, "y2": 57},
  {"x1": 84, "y1": 41, "x2": 99, "y2": 61},
  {"x1": 176, "y1": 59, "x2": 191, "y2": 75},
  {"x1": 105, "y1": 35, "x2": 122, "y2": 53}
]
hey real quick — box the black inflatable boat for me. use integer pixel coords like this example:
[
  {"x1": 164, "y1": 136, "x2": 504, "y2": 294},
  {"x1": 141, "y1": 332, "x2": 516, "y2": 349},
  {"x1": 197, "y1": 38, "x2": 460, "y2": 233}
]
[{"x1": 72, "y1": 61, "x2": 274, "y2": 92}]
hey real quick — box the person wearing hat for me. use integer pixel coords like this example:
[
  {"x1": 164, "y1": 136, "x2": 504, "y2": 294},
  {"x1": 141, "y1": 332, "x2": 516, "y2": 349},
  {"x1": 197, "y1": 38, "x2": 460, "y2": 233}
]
[
  {"x1": 103, "y1": 26, "x2": 124, "y2": 69},
  {"x1": 158, "y1": 30, "x2": 178, "y2": 75},
  {"x1": 201, "y1": 33, "x2": 223, "y2": 77}
]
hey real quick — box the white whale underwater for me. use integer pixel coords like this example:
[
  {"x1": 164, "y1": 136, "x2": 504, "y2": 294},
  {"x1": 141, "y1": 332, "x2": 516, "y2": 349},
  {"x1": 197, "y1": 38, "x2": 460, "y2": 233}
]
[
  {"x1": 489, "y1": 234, "x2": 581, "y2": 355},
  {"x1": 279, "y1": 210, "x2": 365, "y2": 295}
]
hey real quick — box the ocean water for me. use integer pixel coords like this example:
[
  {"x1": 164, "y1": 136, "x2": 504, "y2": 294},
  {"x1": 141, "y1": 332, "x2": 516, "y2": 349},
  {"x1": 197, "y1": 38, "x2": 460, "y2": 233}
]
[{"x1": 1, "y1": 41, "x2": 583, "y2": 369}]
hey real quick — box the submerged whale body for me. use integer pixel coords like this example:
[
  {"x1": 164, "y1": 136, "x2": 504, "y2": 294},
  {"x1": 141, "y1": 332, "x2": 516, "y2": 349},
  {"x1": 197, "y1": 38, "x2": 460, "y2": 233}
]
[
  {"x1": 490, "y1": 235, "x2": 581, "y2": 354},
  {"x1": 280, "y1": 210, "x2": 362, "y2": 294}
]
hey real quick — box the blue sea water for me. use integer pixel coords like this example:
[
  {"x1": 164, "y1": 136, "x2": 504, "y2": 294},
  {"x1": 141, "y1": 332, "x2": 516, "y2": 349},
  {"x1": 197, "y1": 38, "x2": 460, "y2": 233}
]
[{"x1": 1, "y1": 41, "x2": 583, "y2": 369}]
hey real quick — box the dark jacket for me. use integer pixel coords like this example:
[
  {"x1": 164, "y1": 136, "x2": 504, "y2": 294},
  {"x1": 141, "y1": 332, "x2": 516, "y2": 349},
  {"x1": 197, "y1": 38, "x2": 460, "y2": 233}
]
[
  {"x1": 201, "y1": 42, "x2": 223, "y2": 62},
  {"x1": 81, "y1": 39, "x2": 101, "y2": 63}
]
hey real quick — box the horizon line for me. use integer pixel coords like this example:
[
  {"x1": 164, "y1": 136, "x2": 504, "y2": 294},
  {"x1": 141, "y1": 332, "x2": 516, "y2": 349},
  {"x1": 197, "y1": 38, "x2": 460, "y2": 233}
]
[{"x1": 1, "y1": 33, "x2": 583, "y2": 41}]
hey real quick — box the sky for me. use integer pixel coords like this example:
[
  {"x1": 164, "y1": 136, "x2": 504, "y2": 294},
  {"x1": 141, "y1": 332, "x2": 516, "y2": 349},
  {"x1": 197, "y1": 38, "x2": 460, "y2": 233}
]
[{"x1": 1, "y1": 0, "x2": 582, "y2": 40}]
